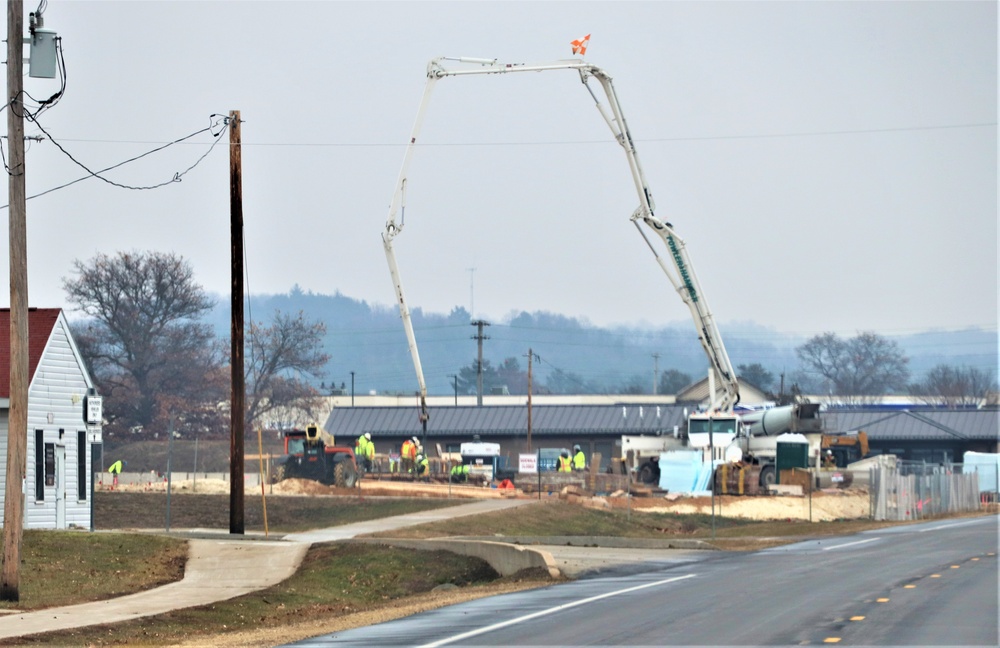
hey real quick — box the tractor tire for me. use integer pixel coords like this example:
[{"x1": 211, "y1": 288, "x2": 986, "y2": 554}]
[
  {"x1": 638, "y1": 462, "x2": 659, "y2": 485},
  {"x1": 759, "y1": 464, "x2": 776, "y2": 488},
  {"x1": 274, "y1": 464, "x2": 287, "y2": 483},
  {"x1": 334, "y1": 461, "x2": 358, "y2": 489}
]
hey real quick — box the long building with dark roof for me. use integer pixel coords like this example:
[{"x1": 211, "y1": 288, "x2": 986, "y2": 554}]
[{"x1": 324, "y1": 403, "x2": 998, "y2": 469}]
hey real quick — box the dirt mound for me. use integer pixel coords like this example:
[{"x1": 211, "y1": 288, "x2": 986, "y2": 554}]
[{"x1": 627, "y1": 489, "x2": 871, "y2": 521}]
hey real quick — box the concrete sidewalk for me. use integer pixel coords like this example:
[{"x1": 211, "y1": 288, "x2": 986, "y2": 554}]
[{"x1": 0, "y1": 498, "x2": 535, "y2": 640}]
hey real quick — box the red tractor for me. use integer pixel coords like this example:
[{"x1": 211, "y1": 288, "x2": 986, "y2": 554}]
[{"x1": 273, "y1": 425, "x2": 359, "y2": 488}]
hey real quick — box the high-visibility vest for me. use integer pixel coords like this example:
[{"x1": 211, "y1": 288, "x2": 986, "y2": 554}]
[
  {"x1": 450, "y1": 464, "x2": 469, "y2": 477},
  {"x1": 108, "y1": 460, "x2": 123, "y2": 475},
  {"x1": 401, "y1": 440, "x2": 413, "y2": 458},
  {"x1": 572, "y1": 451, "x2": 586, "y2": 470},
  {"x1": 356, "y1": 436, "x2": 373, "y2": 458},
  {"x1": 558, "y1": 456, "x2": 572, "y2": 472}
]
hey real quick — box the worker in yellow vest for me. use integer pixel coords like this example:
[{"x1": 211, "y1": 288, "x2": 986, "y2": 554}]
[
  {"x1": 355, "y1": 432, "x2": 374, "y2": 473},
  {"x1": 108, "y1": 459, "x2": 124, "y2": 486},
  {"x1": 557, "y1": 451, "x2": 572, "y2": 472},
  {"x1": 450, "y1": 463, "x2": 470, "y2": 483},
  {"x1": 572, "y1": 444, "x2": 586, "y2": 471}
]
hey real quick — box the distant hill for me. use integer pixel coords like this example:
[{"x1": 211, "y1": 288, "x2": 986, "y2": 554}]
[{"x1": 207, "y1": 289, "x2": 998, "y2": 397}]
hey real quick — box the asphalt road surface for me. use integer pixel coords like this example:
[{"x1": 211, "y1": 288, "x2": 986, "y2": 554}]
[{"x1": 291, "y1": 516, "x2": 998, "y2": 646}]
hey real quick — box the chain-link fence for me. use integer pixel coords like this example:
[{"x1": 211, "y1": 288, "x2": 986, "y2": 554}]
[{"x1": 870, "y1": 460, "x2": 990, "y2": 521}]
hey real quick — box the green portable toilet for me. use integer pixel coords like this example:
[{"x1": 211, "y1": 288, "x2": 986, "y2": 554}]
[{"x1": 775, "y1": 433, "x2": 809, "y2": 484}]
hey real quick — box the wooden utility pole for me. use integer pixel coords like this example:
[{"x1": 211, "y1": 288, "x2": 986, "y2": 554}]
[
  {"x1": 229, "y1": 110, "x2": 244, "y2": 535},
  {"x1": 2, "y1": 0, "x2": 27, "y2": 602},
  {"x1": 525, "y1": 348, "x2": 536, "y2": 452}
]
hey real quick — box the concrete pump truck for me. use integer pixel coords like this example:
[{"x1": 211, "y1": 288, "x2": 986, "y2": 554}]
[{"x1": 381, "y1": 56, "x2": 819, "y2": 486}]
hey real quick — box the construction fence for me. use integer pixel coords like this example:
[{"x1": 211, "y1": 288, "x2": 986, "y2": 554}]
[{"x1": 869, "y1": 460, "x2": 993, "y2": 521}]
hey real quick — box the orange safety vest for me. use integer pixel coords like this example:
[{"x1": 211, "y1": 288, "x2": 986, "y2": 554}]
[{"x1": 558, "y1": 455, "x2": 572, "y2": 472}]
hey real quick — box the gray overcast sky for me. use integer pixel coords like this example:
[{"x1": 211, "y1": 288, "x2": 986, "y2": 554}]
[{"x1": 2, "y1": 1, "x2": 996, "y2": 337}]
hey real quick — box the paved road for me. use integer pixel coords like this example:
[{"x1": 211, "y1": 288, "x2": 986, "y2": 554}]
[{"x1": 294, "y1": 516, "x2": 999, "y2": 646}]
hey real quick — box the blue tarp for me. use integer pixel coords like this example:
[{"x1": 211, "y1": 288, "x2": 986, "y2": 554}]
[
  {"x1": 963, "y1": 451, "x2": 999, "y2": 493},
  {"x1": 658, "y1": 450, "x2": 719, "y2": 494}
]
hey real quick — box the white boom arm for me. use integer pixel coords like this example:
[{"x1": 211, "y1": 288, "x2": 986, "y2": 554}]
[{"x1": 382, "y1": 57, "x2": 741, "y2": 422}]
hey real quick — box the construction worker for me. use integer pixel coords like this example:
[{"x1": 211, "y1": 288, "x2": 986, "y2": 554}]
[
  {"x1": 823, "y1": 449, "x2": 837, "y2": 468},
  {"x1": 401, "y1": 437, "x2": 414, "y2": 473},
  {"x1": 108, "y1": 459, "x2": 124, "y2": 486},
  {"x1": 558, "y1": 450, "x2": 572, "y2": 472},
  {"x1": 415, "y1": 452, "x2": 429, "y2": 477},
  {"x1": 409, "y1": 436, "x2": 421, "y2": 465},
  {"x1": 450, "y1": 463, "x2": 470, "y2": 483},
  {"x1": 572, "y1": 444, "x2": 586, "y2": 471},
  {"x1": 356, "y1": 432, "x2": 374, "y2": 473}
]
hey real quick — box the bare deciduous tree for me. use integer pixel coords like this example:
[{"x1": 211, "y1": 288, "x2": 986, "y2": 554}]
[
  {"x1": 796, "y1": 331, "x2": 910, "y2": 402},
  {"x1": 64, "y1": 251, "x2": 221, "y2": 438},
  {"x1": 244, "y1": 310, "x2": 331, "y2": 431},
  {"x1": 910, "y1": 364, "x2": 997, "y2": 408}
]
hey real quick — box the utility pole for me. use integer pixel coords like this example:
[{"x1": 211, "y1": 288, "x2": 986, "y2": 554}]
[
  {"x1": 525, "y1": 348, "x2": 539, "y2": 452},
  {"x1": 350, "y1": 371, "x2": 355, "y2": 406},
  {"x1": 448, "y1": 374, "x2": 458, "y2": 405},
  {"x1": 2, "y1": 0, "x2": 27, "y2": 602},
  {"x1": 229, "y1": 110, "x2": 244, "y2": 535},
  {"x1": 652, "y1": 353, "x2": 660, "y2": 395},
  {"x1": 471, "y1": 320, "x2": 490, "y2": 406}
]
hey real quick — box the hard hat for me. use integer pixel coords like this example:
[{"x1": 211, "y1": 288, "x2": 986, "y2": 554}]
[
  {"x1": 574, "y1": 444, "x2": 581, "y2": 451},
  {"x1": 416, "y1": 453, "x2": 424, "y2": 461},
  {"x1": 826, "y1": 449, "x2": 833, "y2": 455},
  {"x1": 364, "y1": 432, "x2": 371, "y2": 440},
  {"x1": 412, "y1": 436, "x2": 419, "y2": 443}
]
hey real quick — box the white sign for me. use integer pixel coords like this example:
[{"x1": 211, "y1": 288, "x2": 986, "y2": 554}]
[
  {"x1": 87, "y1": 428, "x2": 103, "y2": 444},
  {"x1": 519, "y1": 454, "x2": 538, "y2": 474},
  {"x1": 85, "y1": 395, "x2": 103, "y2": 425}
]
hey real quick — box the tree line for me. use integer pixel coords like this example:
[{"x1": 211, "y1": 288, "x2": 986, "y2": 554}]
[{"x1": 65, "y1": 250, "x2": 997, "y2": 441}]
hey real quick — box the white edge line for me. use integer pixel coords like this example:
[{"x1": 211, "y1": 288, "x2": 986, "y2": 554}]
[
  {"x1": 417, "y1": 573, "x2": 696, "y2": 647},
  {"x1": 917, "y1": 518, "x2": 993, "y2": 533},
  {"x1": 822, "y1": 537, "x2": 881, "y2": 551}
]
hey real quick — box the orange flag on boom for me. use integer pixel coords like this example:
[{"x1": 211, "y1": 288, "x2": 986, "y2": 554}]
[{"x1": 571, "y1": 34, "x2": 590, "y2": 55}]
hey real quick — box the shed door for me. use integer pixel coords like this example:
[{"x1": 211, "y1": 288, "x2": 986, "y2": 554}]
[{"x1": 55, "y1": 445, "x2": 66, "y2": 529}]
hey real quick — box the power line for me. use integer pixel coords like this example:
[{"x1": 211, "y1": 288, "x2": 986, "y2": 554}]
[
  {"x1": 0, "y1": 114, "x2": 230, "y2": 210},
  {"x1": 43, "y1": 121, "x2": 997, "y2": 148}
]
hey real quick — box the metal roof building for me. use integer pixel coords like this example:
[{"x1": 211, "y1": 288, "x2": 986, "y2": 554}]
[
  {"x1": 325, "y1": 404, "x2": 998, "y2": 465},
  {"x1": 325, "y1": 403, "x2": 687, "y2": 439}
]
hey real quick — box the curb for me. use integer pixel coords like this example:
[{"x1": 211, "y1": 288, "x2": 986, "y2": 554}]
[
  {"x1": 444, "y1": 535, "x2": 720, "y2": 550},
  {"x1": 348, "y1": 537, "x2": 562, "y2": 578}
]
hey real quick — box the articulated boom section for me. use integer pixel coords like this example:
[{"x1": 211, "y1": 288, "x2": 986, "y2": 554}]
[{"x1": 382, "y1": 56, "x2": 740, "y2": 419}]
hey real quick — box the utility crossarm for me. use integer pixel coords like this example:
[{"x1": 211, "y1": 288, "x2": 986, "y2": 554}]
[{"x1": 382, "y1": 57, "x2": 741, "y2": 428}]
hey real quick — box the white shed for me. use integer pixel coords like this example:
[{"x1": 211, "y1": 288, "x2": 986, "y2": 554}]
[{"x1": 0, "y1": 308, "x2": 101, "y2": 530}]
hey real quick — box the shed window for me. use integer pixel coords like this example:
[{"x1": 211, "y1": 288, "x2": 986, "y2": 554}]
[
  {"x1": 34, "y1": 429, "x2": 44, "y2": 501},
  {"x1": 78, "y1": 430, "x2": 87, "y2": 501}
]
